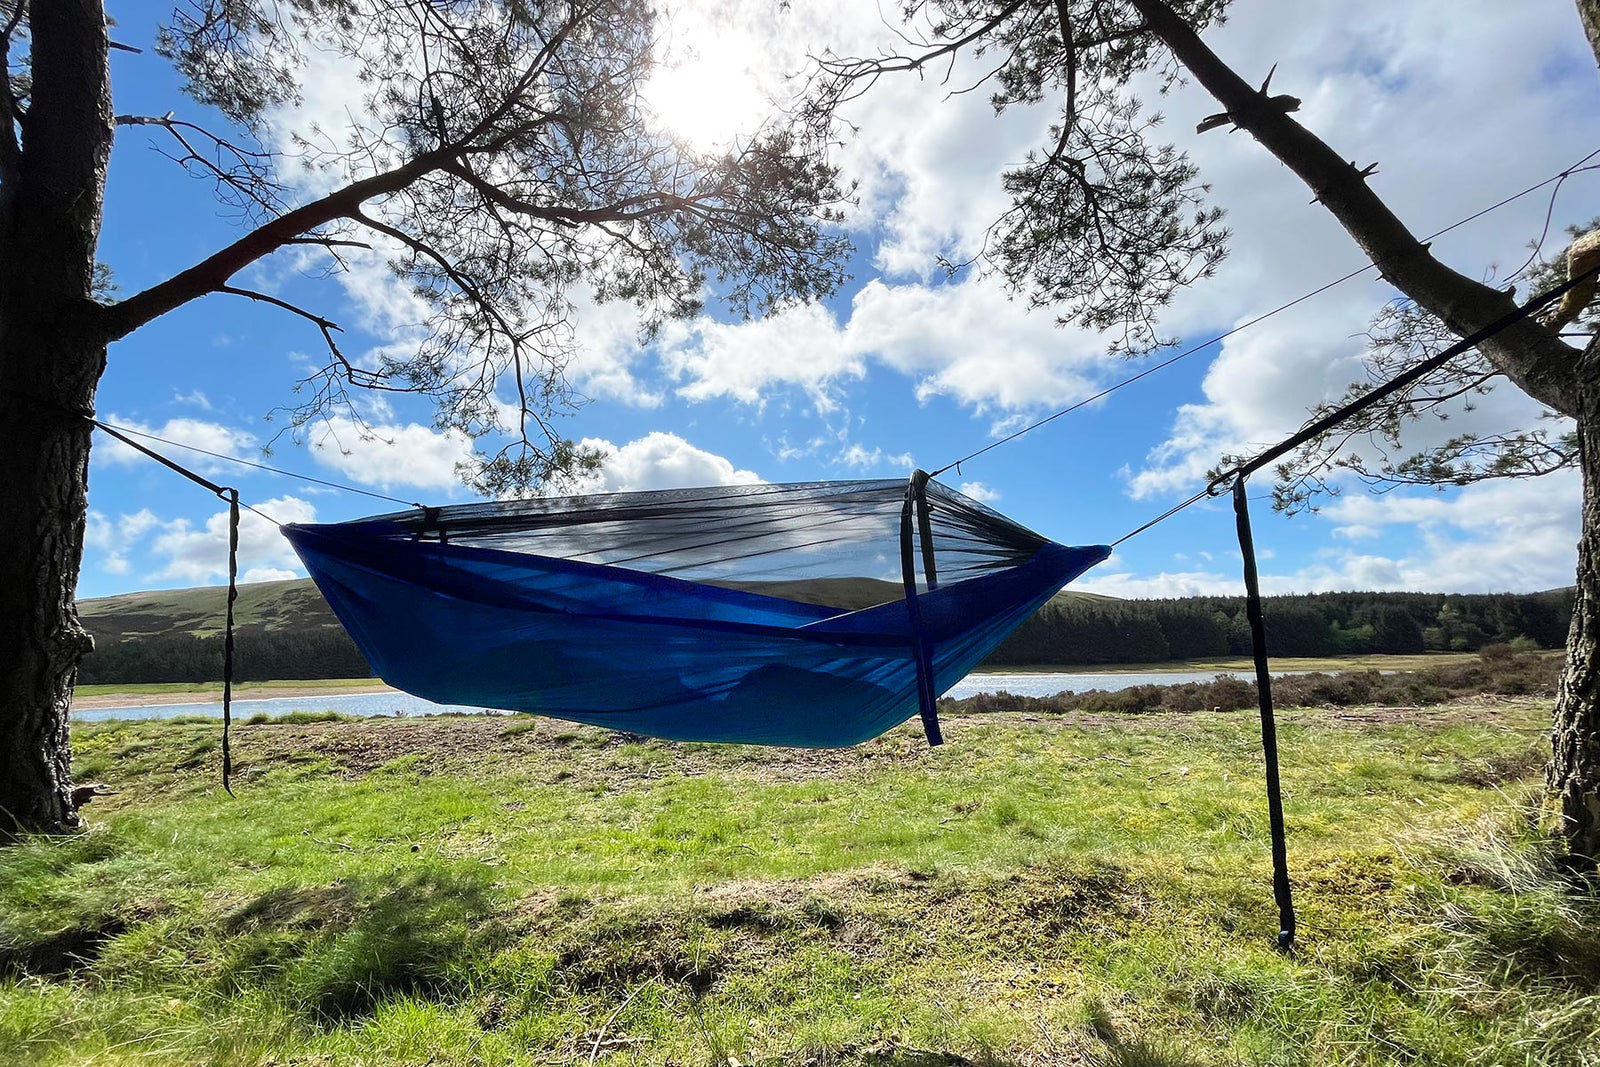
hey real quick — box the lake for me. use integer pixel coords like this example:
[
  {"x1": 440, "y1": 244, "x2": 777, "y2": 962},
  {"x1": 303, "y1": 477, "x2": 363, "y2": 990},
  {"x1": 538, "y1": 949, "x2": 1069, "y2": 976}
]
[{"x1": 75, "y1": 668, "x2": 1276, "y2": 722}]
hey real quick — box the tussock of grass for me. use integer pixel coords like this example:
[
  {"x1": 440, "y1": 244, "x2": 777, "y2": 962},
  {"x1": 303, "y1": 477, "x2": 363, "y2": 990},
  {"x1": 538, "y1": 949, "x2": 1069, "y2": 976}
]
[
  {"x1": 243, "y1": 709, "x2": 353, "y2": 726},
  {"x1": 2, "y1": 700, "x2": 1595, "y2": 1065}
]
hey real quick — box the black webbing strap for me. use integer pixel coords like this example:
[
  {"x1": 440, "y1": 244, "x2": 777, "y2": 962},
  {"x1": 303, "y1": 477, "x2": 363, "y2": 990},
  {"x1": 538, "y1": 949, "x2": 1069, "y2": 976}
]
[
  {"x1": 1232, "y1": 475, "x2": 1296, "y2": 951},
  {"x1": 915, "y1": 480, "x2": 938, "y2": 591},
  {"x1": 222, "y1": 489, "x2": 240, "y2": 795},
  {"x1": 93, "y1": 420, "x2": 242, "y2": 794},
  {"x1": 94, "y1": 420, "x2": 229, "y2": 497},
  {"x1": 900, "y1": 470, "x2": 943, "y2": 746},
  {"x1": 421, "y1": 505, "x2": 446, "y2": 542}
]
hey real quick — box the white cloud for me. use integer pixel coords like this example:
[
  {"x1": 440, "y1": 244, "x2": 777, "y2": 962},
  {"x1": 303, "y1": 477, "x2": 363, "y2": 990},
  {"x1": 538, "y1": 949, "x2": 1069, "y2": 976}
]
[
  {"x1": 242, "y1": 567, "x2": 301, "y2": 583},
  {"x1": 172, "y1": 390, "x2": 213, "y2": 411},
  {"x1": 84, "y1": 509, "x2": 161, "y2": 576},
  {"x1": 664, "y1": 300, "x2": 862, "y2": 412},
  {"x1": 1078, "y1": 473, "x2": 1580, "y2": 597},
  {"x1": 300, "y1": 417, "x2": 475, "y2": 493},
  {"x1": 662, "y1": 273, "x2": 1117, "y2": 415},
  {"x1": 150, "y1": 495, "x2": 317, "y2": 585},
  {"x1": 95, "y1": 417, "x2": 257, "y2": 476},
  {"x1": 959, "y1": 481, "x2": 1000, "y2": 504},
  {"x1": 837, "y1": 443, "x2": 915, "y2": 471},
  {"x1": 569, "y1": 432, "x2": 762, "y2": 492},
  {"x1": 567, "y1": 289, "x2": 666, "y2": 407}
]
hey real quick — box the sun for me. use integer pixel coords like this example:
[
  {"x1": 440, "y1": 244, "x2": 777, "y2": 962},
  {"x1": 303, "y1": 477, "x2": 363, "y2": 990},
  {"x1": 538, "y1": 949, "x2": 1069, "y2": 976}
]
[{"x1": 642, "y1": 22, "x2": 772, "y2": 153}]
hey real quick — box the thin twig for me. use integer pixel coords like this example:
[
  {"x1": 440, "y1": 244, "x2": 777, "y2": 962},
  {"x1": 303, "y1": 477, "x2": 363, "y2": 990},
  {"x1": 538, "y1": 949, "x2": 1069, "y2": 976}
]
[{"x1": 588, "y1": 980, "x2": 653, "y2": 1066}]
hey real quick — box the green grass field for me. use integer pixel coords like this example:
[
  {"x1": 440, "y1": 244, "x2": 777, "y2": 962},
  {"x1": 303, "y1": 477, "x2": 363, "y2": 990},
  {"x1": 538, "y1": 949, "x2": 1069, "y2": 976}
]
[{"x1": 3, "y1": 701, "x2": 1597, "y2": 1066}]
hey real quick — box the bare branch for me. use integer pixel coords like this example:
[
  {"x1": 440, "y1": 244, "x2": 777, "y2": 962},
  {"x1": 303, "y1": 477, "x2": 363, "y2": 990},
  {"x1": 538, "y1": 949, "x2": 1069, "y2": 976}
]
[
  {"x1": 281, "y1": 235, "x2": 372, "y2": 250},
  {"x1": 1128, "y1": 0, "x2": 1583, "y2": 414},
  {"x1": 98, "y1": 145, "x2": 452, "y2": 341},
  {"x1": 811, "y1": 0, "x2": 1029, "y2": 106},
  {"x1": 115, "y1": 112, "x2": 286, "y2": 218}
]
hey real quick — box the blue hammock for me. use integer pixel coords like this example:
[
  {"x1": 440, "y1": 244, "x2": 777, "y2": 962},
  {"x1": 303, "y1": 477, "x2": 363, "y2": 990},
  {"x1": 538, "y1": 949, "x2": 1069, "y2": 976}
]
[{"x1": 283, "y1": 474, "x2": 1108, "y2": 746}]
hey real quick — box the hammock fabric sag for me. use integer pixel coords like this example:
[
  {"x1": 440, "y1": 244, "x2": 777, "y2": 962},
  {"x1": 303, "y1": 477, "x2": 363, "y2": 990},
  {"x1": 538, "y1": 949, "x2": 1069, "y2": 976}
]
[{"x1": 283, "y1": 472, "x2": 1109, "y2": 747}]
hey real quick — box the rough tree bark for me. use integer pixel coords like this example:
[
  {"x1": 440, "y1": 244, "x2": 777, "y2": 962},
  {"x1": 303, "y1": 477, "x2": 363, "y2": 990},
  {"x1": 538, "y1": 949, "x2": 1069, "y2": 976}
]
[
  {"x1": 1580, "y1": 0, "x2": 1600, "y2": 73},
  {"x1": 0, "y1": 0, "x2": 113, "y2": 835},
  {"x1": 1551, "y1": 342, "x2": 1600, "y2": 868}
]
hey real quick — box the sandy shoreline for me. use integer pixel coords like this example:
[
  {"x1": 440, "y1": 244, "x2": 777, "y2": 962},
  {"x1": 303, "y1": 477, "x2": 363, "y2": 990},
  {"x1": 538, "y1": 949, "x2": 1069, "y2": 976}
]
[{"x1": 72, "y1": 684, "x2": 400, "y2": 710}]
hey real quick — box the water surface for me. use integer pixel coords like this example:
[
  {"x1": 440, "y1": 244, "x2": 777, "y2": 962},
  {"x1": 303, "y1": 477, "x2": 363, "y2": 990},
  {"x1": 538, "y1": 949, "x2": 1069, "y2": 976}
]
[{"x1": 76, "y1": 669, "x2": 1273, "y2": 722}]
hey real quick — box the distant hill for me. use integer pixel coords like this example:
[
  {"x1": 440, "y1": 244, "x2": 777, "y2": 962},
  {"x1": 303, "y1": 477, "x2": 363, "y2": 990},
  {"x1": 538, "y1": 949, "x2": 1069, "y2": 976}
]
[
  {"x1": 78, "y1": 578, "x2": 346, "y2": 645},
  {"x1": 75, "y1": 579, "x2": 367, "y2": 685},
  {"x1": 79, "y1": 575, "x2": 1120, "y2": 635},
  {"x1": 74, "y1": 575, "x2": 1124, "y2": 684},
  {"x1": 81, "y1": 573, "x2": 1572, "y2": 685}
]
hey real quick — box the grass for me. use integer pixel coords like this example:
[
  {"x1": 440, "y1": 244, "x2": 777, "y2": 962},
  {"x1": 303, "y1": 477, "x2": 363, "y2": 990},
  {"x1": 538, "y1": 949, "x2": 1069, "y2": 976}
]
[{"x1": 2, "y1": 700, "x2": 1597, "y2": 1065}]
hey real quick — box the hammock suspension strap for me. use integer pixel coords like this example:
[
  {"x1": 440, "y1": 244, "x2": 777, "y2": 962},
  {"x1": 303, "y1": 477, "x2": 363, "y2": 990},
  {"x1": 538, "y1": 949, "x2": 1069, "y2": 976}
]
[
  {"x1": 1232, "y1": 475, "x2": 1296, "y2": 951},
  {"x1": 901, "y1": 470, "x2": 944, "y2": 746},
  {"x1": 92, "y1": 420, "x2": 241, "y2": 794}
]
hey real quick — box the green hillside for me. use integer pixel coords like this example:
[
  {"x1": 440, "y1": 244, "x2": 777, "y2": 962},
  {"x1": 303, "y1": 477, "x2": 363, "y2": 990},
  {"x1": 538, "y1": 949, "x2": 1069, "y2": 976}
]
[
  {"x1": 77, "y1": 578, "x2": 344, "y2": 644},
  {"x1": 78, "y1": 573, "x2": 1572, "y2": 686},
  {"x1": 710, "y1": 577, "x2": 1120, "y2": 610},
  {"x1": 77, "y1": 576, "x2": 1120, "y2": 633},
  {"x1": 74, "y1": 579, "x2": 367, "y2": 685}
]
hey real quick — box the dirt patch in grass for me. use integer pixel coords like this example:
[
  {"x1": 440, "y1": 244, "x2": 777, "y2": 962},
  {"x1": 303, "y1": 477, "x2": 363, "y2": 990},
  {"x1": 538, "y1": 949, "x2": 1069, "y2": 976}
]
[
  {"x1": 77, "y1": 699, "x2": 1551, "y2": 800},
  {"x1": 220, "y1": 716, "x2": 944, "y2": 785}
]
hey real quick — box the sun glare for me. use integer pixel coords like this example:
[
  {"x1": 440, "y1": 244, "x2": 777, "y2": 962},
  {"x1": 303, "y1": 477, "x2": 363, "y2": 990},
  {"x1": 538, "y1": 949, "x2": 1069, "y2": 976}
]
[{"x1": 643, "y1": 25, "x2": 771, "y2": 153}]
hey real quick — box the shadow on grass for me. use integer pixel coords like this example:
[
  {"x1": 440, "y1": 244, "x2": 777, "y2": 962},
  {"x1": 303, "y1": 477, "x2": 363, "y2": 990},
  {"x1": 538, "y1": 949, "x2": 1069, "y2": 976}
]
[
  {"x1": 1087, "y1": 1004, "x2": 1207, "y2": 1067},
  {"x1": 224, "y1": 864, "x2": 512, "y2": 1021}
]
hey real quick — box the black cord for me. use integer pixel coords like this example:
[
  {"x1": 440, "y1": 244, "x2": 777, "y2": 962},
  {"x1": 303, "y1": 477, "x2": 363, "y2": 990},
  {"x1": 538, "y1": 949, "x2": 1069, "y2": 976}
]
[
  {"x1": 1108, "y1": 489, "x2": 1210, "y2": 547},
  {"x1": 1100, "y1": 263, "x2": 1600, "y2": 550}
]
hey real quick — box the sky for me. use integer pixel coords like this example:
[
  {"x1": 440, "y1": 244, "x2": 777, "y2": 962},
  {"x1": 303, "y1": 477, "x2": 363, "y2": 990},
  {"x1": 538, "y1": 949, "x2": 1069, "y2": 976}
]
[{"x1": 80, "y1": 0, "x2": 1600, "y2": 601}]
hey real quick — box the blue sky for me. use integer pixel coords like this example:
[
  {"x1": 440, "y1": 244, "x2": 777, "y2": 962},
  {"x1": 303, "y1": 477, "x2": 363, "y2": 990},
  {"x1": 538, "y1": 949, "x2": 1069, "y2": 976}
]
[{"x1": 81, "y1": 0, "x2": 1600, "y2": 600}]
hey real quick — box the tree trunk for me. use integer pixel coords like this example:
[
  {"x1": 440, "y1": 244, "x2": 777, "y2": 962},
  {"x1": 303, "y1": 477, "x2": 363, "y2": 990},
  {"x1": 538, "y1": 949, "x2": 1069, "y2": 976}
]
[
  {"x1": 0, "y1": 0, "x2": 113, "y2": 837},
  {"x1": 0, "y1": 356, "x2": 102, "y2": 837},
  {"x1": 1551, "y1": 352, "x2": 1600, "y2": 870},
  {"x1": 1578, "y1": 0, "x2": 1600, "y2": 76}
]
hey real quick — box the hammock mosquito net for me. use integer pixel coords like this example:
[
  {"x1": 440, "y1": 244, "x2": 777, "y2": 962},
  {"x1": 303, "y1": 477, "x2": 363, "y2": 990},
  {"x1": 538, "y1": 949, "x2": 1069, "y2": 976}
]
[{"x1": 282, "y1": 474, "x2": 1109, "y2": 747}]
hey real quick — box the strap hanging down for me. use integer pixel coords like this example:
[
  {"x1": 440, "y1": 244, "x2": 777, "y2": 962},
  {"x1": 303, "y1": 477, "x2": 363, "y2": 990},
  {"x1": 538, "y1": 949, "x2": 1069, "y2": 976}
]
[
  {"x1": 94, "y1": 421, "x2": 242, "y2": 793},
  {"x1": 901, "y1": 470, "x2": 943, "y2": 746},
  {"x1": 1232, "y1": 475, "x2": 1296, "y2": 951}
]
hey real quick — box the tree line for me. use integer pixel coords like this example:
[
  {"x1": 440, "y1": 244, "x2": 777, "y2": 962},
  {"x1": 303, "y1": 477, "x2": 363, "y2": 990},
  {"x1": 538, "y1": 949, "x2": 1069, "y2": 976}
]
[
  {"x1": 78, "y1": 587, "x2": 1576, "y2": 685},
  {"x1": 77, "y1": 628, "x2": 373, "y2": 685},
  {"x1": 983, "y1": 589, "x2": 1575, "y2": 666}
]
